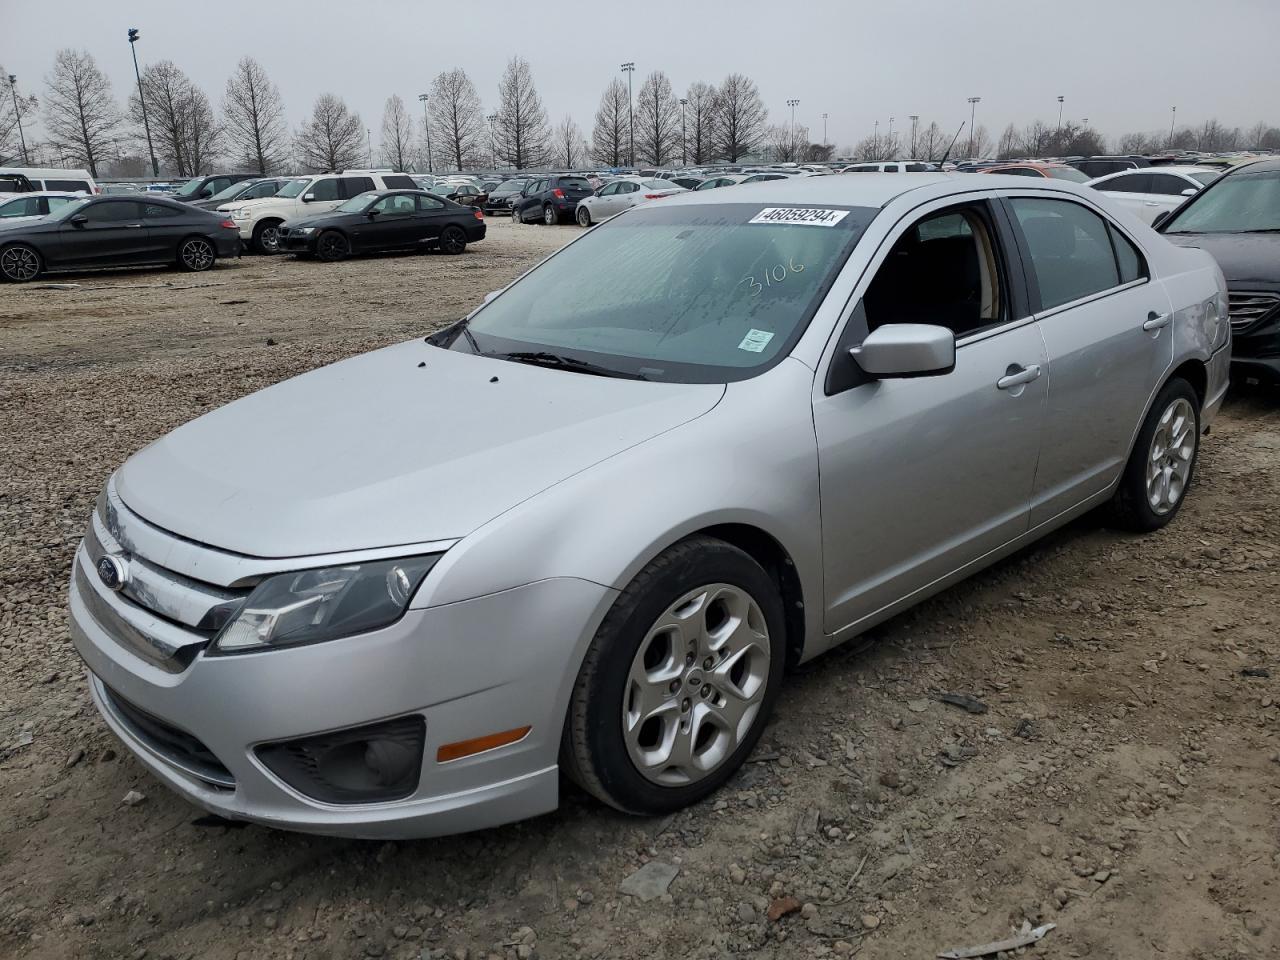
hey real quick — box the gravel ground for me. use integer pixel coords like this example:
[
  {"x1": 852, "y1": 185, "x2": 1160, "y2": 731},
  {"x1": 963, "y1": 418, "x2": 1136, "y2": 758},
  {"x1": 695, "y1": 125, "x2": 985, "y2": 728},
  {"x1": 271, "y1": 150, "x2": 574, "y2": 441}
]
[{"x1": 1, "y1": 217, "x2": 1277, "y2": 960}]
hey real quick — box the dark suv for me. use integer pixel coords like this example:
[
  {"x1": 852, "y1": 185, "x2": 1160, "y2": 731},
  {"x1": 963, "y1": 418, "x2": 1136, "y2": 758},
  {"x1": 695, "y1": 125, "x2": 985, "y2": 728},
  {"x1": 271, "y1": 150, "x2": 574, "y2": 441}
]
[{"x1": 513, "y1": 175, "x2": 595, "y2": 225}]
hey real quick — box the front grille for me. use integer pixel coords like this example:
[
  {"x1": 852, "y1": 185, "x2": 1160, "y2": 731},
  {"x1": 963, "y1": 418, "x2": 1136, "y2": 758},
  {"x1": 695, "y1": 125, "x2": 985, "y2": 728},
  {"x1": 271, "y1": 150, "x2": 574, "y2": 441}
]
[
  {"x1": 1228, "y1": 292, "x2": 1280, "y2": 334},
  {"x1": 101, "y1": 683, "x2": 236, "y2": 790}
]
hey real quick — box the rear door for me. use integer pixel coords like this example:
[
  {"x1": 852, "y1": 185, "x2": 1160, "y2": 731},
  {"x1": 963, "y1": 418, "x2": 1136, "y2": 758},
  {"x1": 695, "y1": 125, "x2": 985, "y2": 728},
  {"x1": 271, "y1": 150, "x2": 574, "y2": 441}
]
[
  {"x1": 1003, "y1": 195, "x2": 1173, "y2": 525},
  {"x1": 55, "y1": 199, "x2": 148, "y2": 267}
]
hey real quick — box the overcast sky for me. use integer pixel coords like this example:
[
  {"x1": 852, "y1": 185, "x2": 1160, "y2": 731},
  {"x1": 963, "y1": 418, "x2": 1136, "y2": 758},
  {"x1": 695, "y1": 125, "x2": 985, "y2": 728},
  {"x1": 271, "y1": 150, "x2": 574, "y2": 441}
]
[{"x1": 5, "y1": 0, "x2": 1278, "y2": 154}]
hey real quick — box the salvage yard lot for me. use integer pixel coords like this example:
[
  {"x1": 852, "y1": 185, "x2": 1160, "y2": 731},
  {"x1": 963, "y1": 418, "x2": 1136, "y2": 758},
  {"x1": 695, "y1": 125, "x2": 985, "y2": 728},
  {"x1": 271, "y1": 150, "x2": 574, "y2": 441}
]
[{"x1": 1, "y1": 217, "x2": 1277, "y2": 960}]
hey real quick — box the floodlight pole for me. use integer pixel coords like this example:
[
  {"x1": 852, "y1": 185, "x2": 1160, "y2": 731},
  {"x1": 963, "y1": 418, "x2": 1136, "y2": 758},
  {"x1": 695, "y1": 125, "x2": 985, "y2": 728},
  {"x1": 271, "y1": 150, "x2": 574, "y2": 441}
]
[{"x1": 127, "y1": 30, "x2": 159, "y2": 176}]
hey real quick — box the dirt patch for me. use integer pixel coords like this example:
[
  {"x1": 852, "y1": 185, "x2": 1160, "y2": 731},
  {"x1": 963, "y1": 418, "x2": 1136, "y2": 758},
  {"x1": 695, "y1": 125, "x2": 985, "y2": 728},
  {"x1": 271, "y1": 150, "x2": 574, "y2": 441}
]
[{"x1": 1, "y1": 219, "x2": 1277, "y2": 960}]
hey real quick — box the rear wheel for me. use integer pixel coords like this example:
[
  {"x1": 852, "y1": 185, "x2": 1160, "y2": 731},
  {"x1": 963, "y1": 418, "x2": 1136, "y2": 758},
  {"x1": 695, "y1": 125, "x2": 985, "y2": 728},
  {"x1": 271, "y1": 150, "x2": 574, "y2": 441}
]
[
  {"x1": 576, "y1": 206, "x2": 592, "y2": 227},
  {"x1": 252, "y1": 220, "x2": 282, "y2": 255},
  {"x1": 439, "y1": 225, "x2": 467, "y2": 255},
  {"x1": 315, "y1": 230, "x2": 349, "y2": 262},
  {"x1": 1107, "y1": 377, "x2": 1200, "y2": 532},
  {"x1": 0, "y1": 243, "x2": 42, "y2": 282},
  {"x1": 543, "y1": 205, "x2": 557, "y2": 226},
  {"x1": 177, "y1": 237, "x2": 216, "y2": 272},
  {"x1": 561, "y1": 537, "x2": 785, "y2": 815}
]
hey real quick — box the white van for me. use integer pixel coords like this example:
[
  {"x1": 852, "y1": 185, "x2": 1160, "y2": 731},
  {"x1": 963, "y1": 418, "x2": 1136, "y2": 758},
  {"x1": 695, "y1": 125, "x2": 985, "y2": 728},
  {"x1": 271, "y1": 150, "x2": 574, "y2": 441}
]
[{"x1": 0, "y1": 167, "x2": 98, "y2": 195}]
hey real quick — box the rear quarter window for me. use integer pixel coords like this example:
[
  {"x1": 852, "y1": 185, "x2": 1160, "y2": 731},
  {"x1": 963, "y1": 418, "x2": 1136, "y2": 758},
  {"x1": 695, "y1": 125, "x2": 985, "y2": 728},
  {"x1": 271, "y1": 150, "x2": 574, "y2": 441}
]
[{"x1": 381, "y1": 175, "x2": 417, "y2": 190}]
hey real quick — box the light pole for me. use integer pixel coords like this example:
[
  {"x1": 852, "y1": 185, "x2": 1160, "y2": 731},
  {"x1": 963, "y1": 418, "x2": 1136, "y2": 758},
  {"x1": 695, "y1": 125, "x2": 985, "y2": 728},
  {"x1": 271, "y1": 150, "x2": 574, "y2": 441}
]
[
  {"x1": 127, "y1": 29, "x2": 159, "y2": 177},
  {"x1": 786, "y1": 99, "x2": 800, "y2": 160},
  {"x1": 822, "y1": 112, "x2": 828, "y2": 148},
  {"x1": 679, "y1": 98, "x2": 687, "y2": 165},
  {"x1": 967, "y1": 96, "x2": 981, "y2": 158},
  {"x1": 887, "y1": 116, "x2": 894, "y2": 158},
  {"x1": 1056, "y1": 95, "x2": 1064, "y2": 135},
  {"x1": 6, "y1": 75, "x2": 28, "y2": 164},
  {"x1": 366, "y1": 127, "x2": 372, "y2": 168},
  {"x1": 418, "y1": 93, "x2": 433, "y2": 173},
  {"x1": 1169, "y1": 106, "x2": 1177, "y2": 148},
  {"x1": 873, "y1": 120, "x2": 879, "y2": 160},
  {"x1": 620, "y1": 62, "x2": 635, "y2": 167},
  {"x1": 487, "y1": 113, "x2": 498, "y2": 169},
  {"x1": 908, "y1": 115, "x2": 919, "y2": 158}
]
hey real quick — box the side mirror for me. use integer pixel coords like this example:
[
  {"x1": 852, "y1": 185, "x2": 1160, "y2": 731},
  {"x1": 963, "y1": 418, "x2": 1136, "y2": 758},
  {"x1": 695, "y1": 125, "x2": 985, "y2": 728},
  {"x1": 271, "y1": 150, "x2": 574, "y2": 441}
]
[
  {"x1": 1180, "y1": 187, "x2": 1198, "y2": 197},
  {"x1": 849, "y1": 324, "x2": 955, "y2": 378},
  {"x1": 1152, "y1": 211, "x2": 1172, "y2": 230},
  {"x1": 302, "y1": 193, "x2": 315, "y2": 203},
  {"x1": 483, "y1": 290, "x2": 501, "y2": 305},
  {"x1": 199, "y1": 188, "x2": 212, "y2": 199},
  {"x1": 367, "y1": 208, "x2": 380, "y2": 218},
  {"x1": 70, "y1": 214, "x2": 88, "y2": 227}
]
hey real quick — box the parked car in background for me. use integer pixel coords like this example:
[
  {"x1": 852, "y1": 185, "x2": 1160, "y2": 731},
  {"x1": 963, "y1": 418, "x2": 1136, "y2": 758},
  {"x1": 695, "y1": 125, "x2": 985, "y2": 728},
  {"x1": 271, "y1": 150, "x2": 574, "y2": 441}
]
[
  {"x1": 841, "y1": 161, "x2": 936, "y2": 173},
  {"x1": 1158, "y1": 158, "x2": 1280, "y2": 382},
  {"x1": 1068, "y1": 156, "x2": 1152, "y2": 179},
  {"x1": 191, "y1": 177, "x2": 298, "y2": 211},
  {"x1": 694, "y1": 174, "x2": 748, "y2": 191},
  {"x1": 742, "y1": 173, "x2": 792, "y2": 183},
  {"x1": 68, "y1": 174, "x2": 1226, "y2": 838},
  {"x1": 278, "y1": 189, "x2": 485, "y2": 261},
  {"x1": 979, "y1": 162, "x2": 1091, "y2": 183},
  {"x1": 0, "y1": 195, "x2": 240, "y2": 282},
  {"x1": 430, "y1": 182, "x2": 488, "y2": 209},
  {"x1": 223, "y1": 170, "x2": 418, "y2": 253},
  {"x1": 170, "y1": 173, "x2": 258, "y2": 204},
  {"x1": 0, "y1": 166, "x2": 96, "y2": 194},
  {"x1": 667, "y1": 176, "x2": 704, "y2": 190},
  {"x1": 100, "y1": 183, "x2": 143, "y2": 195},
  {"x1": 1088, "y1": 166, "x2": 1219, "y2": 225},
  {"x1": 0, "y1": 191, "x2": 84, "y2": 223},
  {"x1": 485, "y1": 178, "x2": 531, "y2": 215},
  {"x1": 573, "y1": 178, "x2": 685, "y2": 226},
  {"x1": 513, "y1": 174, "x2": 596, "y2": 224},
  {"x1": 145, "y1": 183, "x2": 178, "y2": 194}
]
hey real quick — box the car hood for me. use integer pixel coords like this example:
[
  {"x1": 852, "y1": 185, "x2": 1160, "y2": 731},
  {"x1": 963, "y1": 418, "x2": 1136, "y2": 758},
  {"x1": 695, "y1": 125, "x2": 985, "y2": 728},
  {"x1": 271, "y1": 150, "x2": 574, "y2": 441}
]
[
  {"x1": 116, "y1": 341, "x2": 725, "y2": 558},
  {"x1": 1163, "y1": 232, "x2": 1280, "y2": 286},
  {"x1": 285, "y1": 210, "x2": 353, "y2": 230}
]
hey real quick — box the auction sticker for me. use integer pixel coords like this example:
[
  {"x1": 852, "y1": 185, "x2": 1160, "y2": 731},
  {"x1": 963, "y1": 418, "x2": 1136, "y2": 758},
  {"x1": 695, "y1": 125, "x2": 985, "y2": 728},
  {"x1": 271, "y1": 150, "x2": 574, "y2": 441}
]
[
  {"x1": 738, "y1": 329, "x2": 776, "y2": 353},
  {"x1": 749, "y1": 207, "x2": 849, "y2": 227}
]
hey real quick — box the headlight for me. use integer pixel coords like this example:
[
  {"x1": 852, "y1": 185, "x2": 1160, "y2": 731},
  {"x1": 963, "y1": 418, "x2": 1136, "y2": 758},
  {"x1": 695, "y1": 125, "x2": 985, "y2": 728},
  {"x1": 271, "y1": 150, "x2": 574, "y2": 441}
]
[
  {"x1": 214, "y1": 555, "x2": 439, "y2": 653},
  {"x1": 295, "y1": 226, "x2": 315, "y2": 235},
  {"x1": 231, "y1": 208, "x2": 248, "y2": 220}
]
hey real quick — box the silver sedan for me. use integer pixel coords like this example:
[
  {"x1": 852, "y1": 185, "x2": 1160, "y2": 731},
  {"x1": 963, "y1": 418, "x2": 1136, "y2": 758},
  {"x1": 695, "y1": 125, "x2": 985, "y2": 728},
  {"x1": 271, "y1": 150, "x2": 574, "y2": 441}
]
[
  {"x1": 70, "y1": 175, "x2": 1229, "y2": 837},
  {"x1": 574, "y1": 178, "x2": 685, "y2": 226}
]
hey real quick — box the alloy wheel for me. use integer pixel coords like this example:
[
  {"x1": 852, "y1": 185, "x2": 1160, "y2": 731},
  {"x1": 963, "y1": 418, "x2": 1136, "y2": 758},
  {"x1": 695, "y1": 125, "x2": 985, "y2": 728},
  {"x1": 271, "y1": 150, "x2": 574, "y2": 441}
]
[
  {"x1": 440, "y1": 227, "x2": 466, "y2": 255},
  {"x1": 317, "y1": 232, "x2": 347, "y2": 261},
  {"x1": 257, "y1": 225, "x2": 280, "y2": 254},
  {"x1": 0, "y1": 245, "x2": 40, "y2": 282},
  {"x1": 180, "y1": 239, "x2": 214, "y2": 271},
  {"x1": 544, "y1": 205, "x2": 556, "y2": 225},
  {"x1": 622, "y1": 583, "x2": 771, "y2": 786},
  {"x1": 1146, "y1": 397, "x2": 1196, "y2": 514},
  {"x1": 577, "y1": 207, "x2": 591, "y2": 227}
]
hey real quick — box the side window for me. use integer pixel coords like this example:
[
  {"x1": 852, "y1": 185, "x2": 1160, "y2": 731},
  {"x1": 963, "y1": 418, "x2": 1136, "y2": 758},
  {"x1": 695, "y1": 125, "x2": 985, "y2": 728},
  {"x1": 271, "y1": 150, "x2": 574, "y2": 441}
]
[
  {"x1": 863, "y1": 204, "x2": 1007, "y2": 339},
  {"x1": 1108, "y1": 224, "x2": 1148, "y2": 284},
  {"x1": 1010, "y1": 198, "x2": 1121, "y2": 311},
  {"x1": 415, "y1": 194, "x2": 445, "y2": 212},
  {"x1": 249, "y1": 181, "x2": 278, "y2": 198},
  {"x1": 143, "y1": 203, "x2": 181, "y2": 218},
  {"x1": 47, "y1": 179, "x2": 92, "y2": 193},
  {"x1": 308, "y1": 178, "x2": 340, "y2": 201},
  {"x1": 340, "y1": 176, "x2": 376, "y2": 198},
  {"x1": 1149, "y1": 174, "x2": 1192, "y2": 196},
  {"x1": 381, "y1": 175, "x2": 416, "y2": 190},
  {"x1": 1001, "y1": 168, "x2": 1041, "y2": 177},
  {"x1": 623, "y1": 182, "x2": 641, "y2": 194},
  {"x1": 1098, "y1": 173, "x2": 1150, "y2": 194},
  {"x1": 373, "y1": 194, "x2": 417, "y2": 215},
  {"x1": 905, "y1": 163, "x2": 930, "y2": 172},
  {"x1": 81, "y1": 200, "x2": 141, "y2": 223},
  {"x1": 0, "y1": 197, "x2": 39, "y2": 217},
  {"x1": 882, "y1": 164, "x2": 899, "y2": 173},
  {"x1": 599, "y1": 183, "x2": 619, "y2": 196},
  {"x1": 46, "y1": 196, "x2": 78, "y2": 213}
]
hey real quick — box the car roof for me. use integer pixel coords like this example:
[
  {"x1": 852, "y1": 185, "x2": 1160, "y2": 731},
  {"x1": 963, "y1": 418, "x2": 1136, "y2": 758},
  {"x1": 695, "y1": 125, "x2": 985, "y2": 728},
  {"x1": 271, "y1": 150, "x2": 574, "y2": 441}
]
[
  {"x1": 1226, "y1": 157, "x2": 1280, "y2": 174},
  {"x1": 0, "y1": 190, "x2": 83, "y2": 200}
]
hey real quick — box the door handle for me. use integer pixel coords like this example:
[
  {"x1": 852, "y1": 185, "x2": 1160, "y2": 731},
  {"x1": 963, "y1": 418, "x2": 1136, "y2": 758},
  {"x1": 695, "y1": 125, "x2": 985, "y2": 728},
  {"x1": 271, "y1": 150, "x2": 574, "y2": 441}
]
[
  {"x1": 1143, "y1": 312, "x2": 1171, "y2": 331},
  {"x1": 124, "y1": 223, "x2": 143, "y2": 228},
  {"x1": 996, "y1": 364, "x2": 1042, "y2": 390},
  {"x1": 1143, "y1": 201, "x2": 1160, "y2": 206}
]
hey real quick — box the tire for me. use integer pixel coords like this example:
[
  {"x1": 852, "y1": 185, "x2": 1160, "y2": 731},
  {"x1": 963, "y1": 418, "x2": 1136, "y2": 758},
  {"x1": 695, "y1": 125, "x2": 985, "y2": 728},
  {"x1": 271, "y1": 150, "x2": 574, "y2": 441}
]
[
  {"x1": 1107, "y1": 377, "x2": 1200, "y2": 533},
  {"x1": 315, "y1": 230, "x2": 349, "y2": 263},
  {"x1": 177, "y1": 237, "x2": 216, "y2": 273},
  {"x1": 0, "y1": 243, "x2": 42, "y2": 282},
  {"x1": 439, "y1": 225, "x2": 467, "y2": 255},
  {"x1": 543, "y1": 205, "x2": 557, "y2": 226},
  {"x1": 576, "y1": 206, "x2": 592, "y2": 227},
  {"x1": 252, "y1": 220, "x2": 283, "y2": 255},
  {"x1": 561, "y1": 536, "x2": 785, "y2": 815}
]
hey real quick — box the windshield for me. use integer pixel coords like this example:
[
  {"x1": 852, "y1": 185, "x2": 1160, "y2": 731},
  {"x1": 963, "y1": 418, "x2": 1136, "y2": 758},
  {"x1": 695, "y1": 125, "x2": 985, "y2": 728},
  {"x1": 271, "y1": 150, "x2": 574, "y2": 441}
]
[
  {"x1": 172, "y1": 177, "x2": 205, "y2": 198},
  {"x1": 276, "y1": 178, "x2": 310, "y2": 199},
  {"x1": 455, "y1": 202, "x2": 874, "y2": 383},
  {"x1": 495, "y1": 180, "x2": 526, "y2": 192},
  {"x1": 1046, "y1": 166, "x2": 1090, "y2": 183},
  {"x1": 1165, "y1": 170, "x2": 1280, "y2": 234},
  {"x1": 335, "y1": 192, "x2": 377, "y2": 213},
  {"x1": 208, "y1": 180, "x2": 256, "y2": 203}
]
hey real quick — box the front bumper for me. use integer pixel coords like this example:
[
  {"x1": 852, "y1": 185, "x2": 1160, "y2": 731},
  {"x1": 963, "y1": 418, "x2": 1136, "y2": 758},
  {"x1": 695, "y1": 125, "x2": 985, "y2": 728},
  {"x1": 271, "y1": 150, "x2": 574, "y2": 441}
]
[
  {"x1": 1202, "y1": 339, "x2": 1231, "y2": 428},
  {"x1": 277, "y1": 230, "x2": 315, "y2": 253},
  {"x1": 70, "y1": 544, "x2": 616, "y2": 838}
]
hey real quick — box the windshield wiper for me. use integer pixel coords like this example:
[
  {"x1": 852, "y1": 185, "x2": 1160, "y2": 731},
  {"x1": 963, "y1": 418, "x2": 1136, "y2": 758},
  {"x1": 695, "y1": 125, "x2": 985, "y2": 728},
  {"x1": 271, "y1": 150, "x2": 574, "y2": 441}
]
[{"x1": 495, "y1": 351, "x2": 648, "y2": 380}]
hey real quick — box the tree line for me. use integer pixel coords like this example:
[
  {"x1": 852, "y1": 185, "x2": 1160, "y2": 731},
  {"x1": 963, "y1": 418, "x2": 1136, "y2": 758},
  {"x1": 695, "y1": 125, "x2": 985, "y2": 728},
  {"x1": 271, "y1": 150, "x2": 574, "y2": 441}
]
[{"x1": 2, "y1": 48, "x2": 1278, "y2": 175}]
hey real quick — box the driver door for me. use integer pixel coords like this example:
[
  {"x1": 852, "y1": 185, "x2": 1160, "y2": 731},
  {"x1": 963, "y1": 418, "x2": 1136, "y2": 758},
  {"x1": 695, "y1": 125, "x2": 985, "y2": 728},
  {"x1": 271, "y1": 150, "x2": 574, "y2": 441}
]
[{"x1": 813, "y1": 199, "x2": 1048, "y2": 634}]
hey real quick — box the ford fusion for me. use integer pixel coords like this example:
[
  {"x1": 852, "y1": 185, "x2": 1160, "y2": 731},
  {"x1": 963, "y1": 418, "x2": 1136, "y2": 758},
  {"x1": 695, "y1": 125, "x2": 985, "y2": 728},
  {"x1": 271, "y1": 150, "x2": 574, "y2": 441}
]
[{"x1": 71, "y1": 175, "x2": 1230, "y2": 838}]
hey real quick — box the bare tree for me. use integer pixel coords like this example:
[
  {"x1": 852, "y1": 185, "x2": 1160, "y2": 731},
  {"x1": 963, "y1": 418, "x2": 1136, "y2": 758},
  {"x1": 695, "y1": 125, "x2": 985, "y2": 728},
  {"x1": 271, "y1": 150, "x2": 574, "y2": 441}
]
[
  {"x1": 493, "y1": 57, "x2": 548, "y2": 170},
  {"x1": 634, "y1": 71, "x2": 679, "y2": 166},
  {"x1": 295, "y1": 93, "x2": 364, "y2": 171},
  {"x1": 683, "y1": 81, "x2": 716, "y2": 165},
  {"x1": 552, "y1": 115, "x2": 585, "y2": 168},
  {"x1": 917, "y1": 121, "x2": 946, "y2": 161},
  {"x1": 590, "y1": 78, "x2": 628, "y2": 167},
  {"x1": 41, "y1": 49, "x2": 121, "y2": 177},
  {"x1": 378, "y1": 95, "x2": 415, "y2": 171},
  {"x1": 853, "y1": 131, "x2": 901, "y2": 161},
  {"x1": 127, "y1": 61, "x2": 220, "y2": 176},
  {"x1": 996, "y1": 123, "x2": 1020, "y2": 160},
  {"x1": 222, "y1": 56, "x2": 287, "y2": 174},
  {"x1": 1195, "y1": 118, "x2": 1238, "y2": 152},
  {"x1": 712, "y1": 74, "x2": 767, "y2": 162},
  {"x1": 765, "y1": 123, "x2": 808, "y2": 163},
  {"x1": 429, "y1": 69, "x2": 484, "y2": 171},
  {"x1": 804, "y1": 142, "x2": 833, "y2": 163},
  {"x1": 0, "y1": 64, "x2": 38, "y2": 165}
]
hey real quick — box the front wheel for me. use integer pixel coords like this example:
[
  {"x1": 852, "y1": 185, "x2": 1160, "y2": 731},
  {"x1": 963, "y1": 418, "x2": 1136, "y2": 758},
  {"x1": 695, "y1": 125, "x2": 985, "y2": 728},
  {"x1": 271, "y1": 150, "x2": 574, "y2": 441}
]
[
  {"x1": 1107, "y1": 377, "x2": 1200, "y2": 532},
  {"x1": 177, "y1": 237, "x2": 216, "y2": 272},
  {"x1": 439, "y1": 225, "x2": 467, "y2": 255},
  {"x1": 252, "y1": 221, "x2": 282, "y2": 255},
  {"x1": 561, "y1": 536, "x2": 785, "y2": 815},
  {"x1": 315, "y1": 230, "x2": 349, "y2": 262},
  {"x1": 576, "y1": 206, "x2": 592, "y2": 227},
  {"x1": 0, "y1": 243, "x2": 42, "y2": 282}
]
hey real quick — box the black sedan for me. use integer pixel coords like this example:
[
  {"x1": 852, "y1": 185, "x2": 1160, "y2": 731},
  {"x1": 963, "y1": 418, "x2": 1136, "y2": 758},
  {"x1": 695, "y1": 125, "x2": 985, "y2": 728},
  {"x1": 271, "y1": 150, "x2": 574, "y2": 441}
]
[
  {"x1": 1158, "y1": 158, "x2": 1280, "y2": 382},
  {"x1": 277, "y1": 189, "x2": 486, "y2": 261},
  {"x1": 0, "y1": 195, "x2": 241, "y2": 282}
]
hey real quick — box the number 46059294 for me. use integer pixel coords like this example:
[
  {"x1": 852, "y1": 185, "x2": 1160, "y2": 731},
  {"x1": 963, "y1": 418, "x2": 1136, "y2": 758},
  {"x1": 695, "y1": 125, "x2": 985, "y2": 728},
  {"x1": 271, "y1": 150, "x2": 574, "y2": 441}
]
[{"x1": 740, "y1": 257, "x2": 804, "y2": 296}]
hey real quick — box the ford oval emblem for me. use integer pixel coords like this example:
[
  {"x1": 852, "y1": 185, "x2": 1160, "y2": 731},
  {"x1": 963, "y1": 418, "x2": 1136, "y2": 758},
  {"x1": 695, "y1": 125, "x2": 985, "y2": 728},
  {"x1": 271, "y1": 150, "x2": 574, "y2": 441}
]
[{"x1": 96, "y1": 555, "x2": 128, "y2": 592}]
